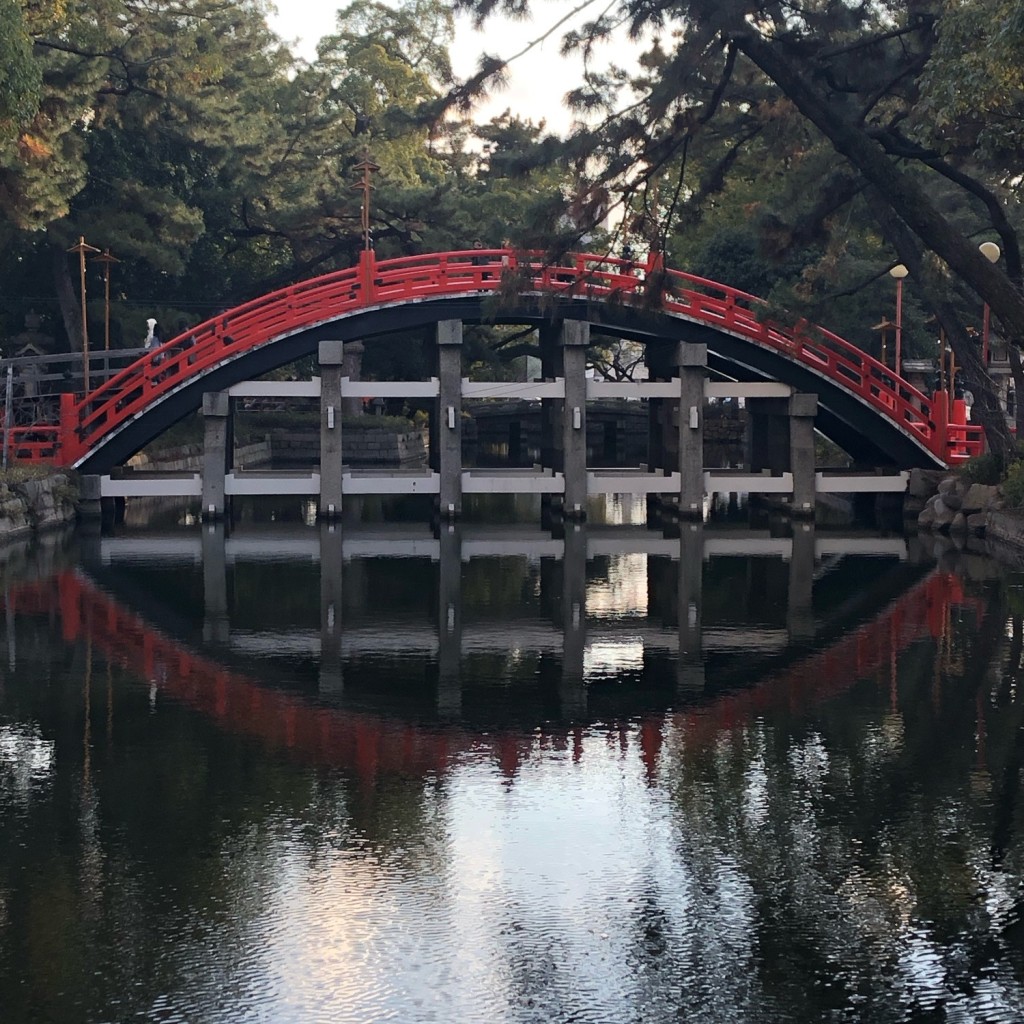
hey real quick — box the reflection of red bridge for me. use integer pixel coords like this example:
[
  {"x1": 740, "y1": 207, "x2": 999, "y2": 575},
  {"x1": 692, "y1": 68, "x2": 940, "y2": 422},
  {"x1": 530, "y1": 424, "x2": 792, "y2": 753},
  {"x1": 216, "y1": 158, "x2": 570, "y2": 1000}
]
[{"x1": 6, "y1": 567, "x2": 977, "y2": 781}]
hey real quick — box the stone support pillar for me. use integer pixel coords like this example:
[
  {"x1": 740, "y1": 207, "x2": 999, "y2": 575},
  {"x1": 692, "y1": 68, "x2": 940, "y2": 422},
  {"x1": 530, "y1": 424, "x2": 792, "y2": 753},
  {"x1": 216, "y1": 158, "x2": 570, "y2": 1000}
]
[
  {"x1": 319, "y1": 521, "x2": 344, "y2": 695},
  {"x1": 341, "y1": 340, "x2": 364, "y2": 419},
  {"x1": 201, "y1": 521, "x2": 229, "y2": 644},
  {"x1": 437, "y1": 522, "x2": 462, "y2": 718},
  {"x1": 319, "y1": 340, "x2": 345, "y2": 519},
  {"x1": 436, "y1": 319, "x2": 463, "y2": 519},
  {"x1": 559, "y1": 521, "x2": 587, "y2": 720},
  {"x1": 790, "y1": 392, "x2": 818, "y2": 516},
  {"x1": 561, "y1": 320, "x2": 589, "y2": 519},
  {"x1": 78, "y1": 474, "x2": 103, "y2": 521},
  {"x1": 201, "y1": 391, "x2": 231, "y2": 520},
  {"x1": 677, "y1": 343, "x2": 707, "y2": 519}
]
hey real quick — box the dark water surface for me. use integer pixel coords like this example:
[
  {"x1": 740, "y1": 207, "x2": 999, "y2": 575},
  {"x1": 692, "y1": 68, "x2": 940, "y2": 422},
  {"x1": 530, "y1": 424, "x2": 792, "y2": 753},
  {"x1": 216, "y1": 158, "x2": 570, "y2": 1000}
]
[{"x1": 3, "y1": 498, "x2": 1024, "y2": 1023}]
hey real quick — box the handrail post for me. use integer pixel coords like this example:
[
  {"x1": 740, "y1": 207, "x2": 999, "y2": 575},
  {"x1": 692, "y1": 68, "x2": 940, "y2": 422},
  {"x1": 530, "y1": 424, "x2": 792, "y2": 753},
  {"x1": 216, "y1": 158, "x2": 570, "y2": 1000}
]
[
  {"x1": 359, "y1": 249, "x2": 376, "y2": 305},
  {"x1": 59, "y1": 392, "x2": 77, "y2": 466}
]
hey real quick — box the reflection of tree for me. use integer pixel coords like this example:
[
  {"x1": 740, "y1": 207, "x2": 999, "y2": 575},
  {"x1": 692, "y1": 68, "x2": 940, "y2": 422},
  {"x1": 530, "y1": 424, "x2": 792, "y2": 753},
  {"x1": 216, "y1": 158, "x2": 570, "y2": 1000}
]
[
  {"x1": 652, "y1": 574, "x2": 1024, "y2": 1019},
  {"x1": 0, "y1": 607, "x2": 448, "y2": 1023}
]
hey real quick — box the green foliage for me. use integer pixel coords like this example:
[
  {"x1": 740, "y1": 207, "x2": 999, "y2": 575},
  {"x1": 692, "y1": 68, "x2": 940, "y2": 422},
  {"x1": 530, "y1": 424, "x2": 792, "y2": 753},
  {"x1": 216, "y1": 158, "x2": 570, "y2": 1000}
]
[
  {"x1": 0, "y1": 0, "x2": 40, "y2": 137},
  {"x1": 1000, "y1": 462, "x2": 1024, "y2": 508},
  {"x1": 961, "y1": 440, "x2": 1024, "y2": 487}
]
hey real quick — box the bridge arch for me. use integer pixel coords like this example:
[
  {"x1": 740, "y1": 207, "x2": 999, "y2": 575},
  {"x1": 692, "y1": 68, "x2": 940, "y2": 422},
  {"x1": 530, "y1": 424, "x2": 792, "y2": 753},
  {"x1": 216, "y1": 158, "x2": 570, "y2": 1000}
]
[{"x1": 10, "y1": 250, "x2": 979, "y2": 473}]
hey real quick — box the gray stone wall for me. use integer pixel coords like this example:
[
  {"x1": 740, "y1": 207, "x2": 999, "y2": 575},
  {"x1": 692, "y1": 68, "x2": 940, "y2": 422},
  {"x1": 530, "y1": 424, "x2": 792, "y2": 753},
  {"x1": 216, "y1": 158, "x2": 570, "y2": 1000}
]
[{"x1": 0, "y1": 472, "x2": 78, "y2": 541}]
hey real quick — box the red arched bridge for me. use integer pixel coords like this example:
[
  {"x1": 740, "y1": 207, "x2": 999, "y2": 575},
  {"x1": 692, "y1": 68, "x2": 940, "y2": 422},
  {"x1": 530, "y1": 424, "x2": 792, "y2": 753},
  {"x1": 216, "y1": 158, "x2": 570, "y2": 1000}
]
[{"x1": 4, "y1": 249, "x2": 982, "y2": 473}]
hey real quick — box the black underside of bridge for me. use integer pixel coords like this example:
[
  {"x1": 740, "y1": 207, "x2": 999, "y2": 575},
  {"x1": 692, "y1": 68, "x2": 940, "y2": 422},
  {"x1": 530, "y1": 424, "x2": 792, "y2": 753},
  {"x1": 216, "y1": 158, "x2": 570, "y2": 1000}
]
[{"x1": 79, "y1": 295, "x2": 940, "y2": 474}]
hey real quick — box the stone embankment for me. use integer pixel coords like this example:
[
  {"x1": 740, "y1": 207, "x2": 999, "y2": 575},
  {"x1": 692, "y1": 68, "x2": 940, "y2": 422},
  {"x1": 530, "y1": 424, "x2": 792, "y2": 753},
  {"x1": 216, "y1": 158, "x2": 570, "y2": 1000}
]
[
  {"x1": 0, "y1": 472, "x2": 78, "y2": 542},
  {"x1": 909, "y1": 467, "x2": 1024, "y2": 547}
]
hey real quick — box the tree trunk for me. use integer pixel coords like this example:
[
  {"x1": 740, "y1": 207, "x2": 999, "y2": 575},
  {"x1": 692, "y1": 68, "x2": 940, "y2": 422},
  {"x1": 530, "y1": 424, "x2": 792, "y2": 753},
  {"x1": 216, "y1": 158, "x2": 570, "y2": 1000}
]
[
  {"x1": 51, "y1": 240, "x2": 81, "y2": 353},
  {"x1": 866, "y1": 191, "x2": 1015, "y2": 461},
  {"x1": 1009, "y1": 345, "x2": 1024, "y2": 443},
  {"x1": 733, "y1": 30, "x2": 1024, "y2": 356}
]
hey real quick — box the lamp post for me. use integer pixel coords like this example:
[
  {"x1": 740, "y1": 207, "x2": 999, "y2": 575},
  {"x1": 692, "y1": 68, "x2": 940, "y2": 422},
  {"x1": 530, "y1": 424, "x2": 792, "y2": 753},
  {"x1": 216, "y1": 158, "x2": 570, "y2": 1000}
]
[
  {"x1": 889, "y1": 264, "x2": 909, "y2": 376},
  {"x1": 67, "y1": 236, "x2": 100, "y2": 397},
  {"x1": 979, "y1": 241, "x2": 1001, "y2": 365},
  {"x1": 91, "y1": 249, "x2": 119, "y2": 352}
]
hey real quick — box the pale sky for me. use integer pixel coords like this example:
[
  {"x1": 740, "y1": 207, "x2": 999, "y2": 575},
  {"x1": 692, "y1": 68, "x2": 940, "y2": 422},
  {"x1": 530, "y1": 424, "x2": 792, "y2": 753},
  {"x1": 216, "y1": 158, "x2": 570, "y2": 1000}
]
[{"x1": 268, "y1": 0, "x2": 611, "y2": 135}]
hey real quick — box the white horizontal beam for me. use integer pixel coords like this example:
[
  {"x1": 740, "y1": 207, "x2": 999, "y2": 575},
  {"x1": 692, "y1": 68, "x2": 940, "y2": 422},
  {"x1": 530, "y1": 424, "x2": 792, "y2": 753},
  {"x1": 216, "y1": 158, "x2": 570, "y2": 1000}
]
[
  {"x1": 815, "y1": 471, "x2": 909, "y2": 493},
  {"x1": 587, "y1": 380, "x2": 680, "y2": 399},
  {"x1": 342, "y1": 472, "x2": 440, "y2": 494},
  {"x1": 587, "y1": 471, "x2": 681, "y2": 494},
  {"x1": 228, "y1": 379, "x2": 321, "y2": 398},
  {"x1": 462, "y1": 379, "x2": 564, "y2": 399},
  {"x1": 461, "y1": 472, "x2": 564, "y2": 494},
  {"x1": 705, "y1": 382, "x2": 792, "y2": 399},
  {"x1": 226, "y1": 472, "x2": 319, "y2": 495},
  {"x1": 100, "y1": 474, "x2": 201, "y2": 497},
  {"x1": 340, "y1": 378, "x2": 439, "y2": 397},
  {"x1": 705, "y1": 472, "x2": 795, "y2": 494}
]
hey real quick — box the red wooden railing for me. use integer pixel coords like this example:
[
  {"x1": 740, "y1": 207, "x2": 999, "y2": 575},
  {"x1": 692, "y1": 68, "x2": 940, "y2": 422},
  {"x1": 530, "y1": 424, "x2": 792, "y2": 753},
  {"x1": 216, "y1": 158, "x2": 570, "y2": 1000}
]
[{"x1": 1, "y1": 249, "x2": 984, "y2": 467}]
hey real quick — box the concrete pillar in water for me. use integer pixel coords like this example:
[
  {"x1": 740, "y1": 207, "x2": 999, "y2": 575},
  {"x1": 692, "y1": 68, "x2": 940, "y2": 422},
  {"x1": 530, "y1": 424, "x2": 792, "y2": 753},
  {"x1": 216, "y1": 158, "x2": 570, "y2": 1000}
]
[
  {"x1": 201, "y1": 520, "x2": 229, "y2": 644},
  {"x1": 677, "y1": 342, "x2": 707, "y2": 520},
  {"x1": 790, "y1": 392, "x2": 818, "y2": 516},
  {"x1": 560, "y1": 521, "x2": 588, "y2": 720},
  {"x1": 319, "y1": 520, "x2": 344, "y2": 696},
  {"x1": 341, "y1": 340, "x2": 364, "y2": 419},
  {"x1": 677, "y1": 520, "x2": 705, "y2": 696},
  {"x1": 437, "y1": 521, "x2": 462, "y2": 718},
  {"x1": 561, "y1": 320, "x2": 589, "y2": 520},
  {"x1": 436, "y1": 319, "x2": 463, "y2": 519},
  {"x1": 319, "y1": 340, "x2": 345, "y2": 519},
  {"x1": 788, "y1": 521, "x2": 816, "y2": 641},
  {"x1": 78, "y1": 474, "x2": 103, "y2": 522},
  {"x1": 201, "y1": 391, "x2": 232, "y2": 521}
]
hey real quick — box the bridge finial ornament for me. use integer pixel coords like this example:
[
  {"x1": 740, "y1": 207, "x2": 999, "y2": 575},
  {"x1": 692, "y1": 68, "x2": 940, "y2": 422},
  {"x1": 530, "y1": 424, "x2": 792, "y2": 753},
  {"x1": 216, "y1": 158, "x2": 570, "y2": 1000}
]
[{"x1": 351, "y1": 153, "x2": 380, "y2": 252}]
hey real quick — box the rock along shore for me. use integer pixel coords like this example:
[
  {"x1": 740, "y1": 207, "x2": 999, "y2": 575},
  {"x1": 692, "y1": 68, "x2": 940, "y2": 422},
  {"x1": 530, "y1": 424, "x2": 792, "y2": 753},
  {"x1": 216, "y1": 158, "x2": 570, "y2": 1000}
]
[
  {"x1": 0, "y1": 471, "x2": 78, "y2": 543},
  {"x1": 908, "y1": 467, "x2": 1024, "y2": 553}
]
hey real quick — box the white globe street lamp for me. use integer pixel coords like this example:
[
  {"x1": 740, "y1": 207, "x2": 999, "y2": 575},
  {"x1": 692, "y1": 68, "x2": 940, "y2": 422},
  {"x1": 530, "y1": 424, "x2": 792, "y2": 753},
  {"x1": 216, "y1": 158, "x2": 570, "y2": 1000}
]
[
  {"x1": 889, "y1": 264, "x2": 909, "y2": 374},
  {"x1": 980, "y1": 242, "x2": 1001, "y2": 365}
]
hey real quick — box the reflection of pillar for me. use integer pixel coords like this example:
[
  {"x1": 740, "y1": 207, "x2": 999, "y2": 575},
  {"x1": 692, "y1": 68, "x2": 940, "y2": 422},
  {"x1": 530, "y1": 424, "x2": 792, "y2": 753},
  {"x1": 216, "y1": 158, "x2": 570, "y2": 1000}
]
[
  {"x1": 677, "y1": 521, "x2": 705, "y2": 695},
  {"x1": 437, "y1": 522, "x2": 462, "y2": 717},
  {"x1": 790, "y1": 393, "x2": 817, "y2": 516},
  {"x1": 561, "y1": 320, "x2": 589, "y2": 519},
  {"x1": 319, "y1": 521, "x2": 344, "y2": 695},
  {"x1": 436, "y1": 320, "x2": 463, "y2": 518},
  {"x1": 341, "y1": 340, "x2": 364, "y2": 419},
  {"x1": 201, "y1": 391, "x2": 231, "y2": 520},
  {"x1": 787, "y1": 521, "x2": 816, "y2": 641},
  {"x1": 319, "y1": 340, "x2": 344, "y2": 519},
  {"x1": 677, "y1": 343, "x2": 707, "y2": 519},
  {"x1": 201, "y1": 521, "x2": 229, "y2": 644},
  {"x1": 560, "y1": 521, "x2": 587, "y2": 719},
  {"x1": 77, "y1": 520, "x2": 103, "y2": 571}
]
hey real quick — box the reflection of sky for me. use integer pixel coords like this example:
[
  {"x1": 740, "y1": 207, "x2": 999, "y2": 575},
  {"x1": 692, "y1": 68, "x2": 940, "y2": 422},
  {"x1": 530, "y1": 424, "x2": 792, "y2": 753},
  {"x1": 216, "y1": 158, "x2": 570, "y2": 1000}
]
[
  {"x1": 0, "y1": 723, "x2": 54, "y2": 800},
  {"x1": 220, "y1": 730, "x2": 771, "y2": 1023}
]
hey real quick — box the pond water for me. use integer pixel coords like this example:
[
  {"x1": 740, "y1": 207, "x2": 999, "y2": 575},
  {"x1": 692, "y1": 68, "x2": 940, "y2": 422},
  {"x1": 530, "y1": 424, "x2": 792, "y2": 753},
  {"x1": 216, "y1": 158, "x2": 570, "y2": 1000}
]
[{"x1": 2, "y1": 496, "x2": 1024, "y2": 1023}]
